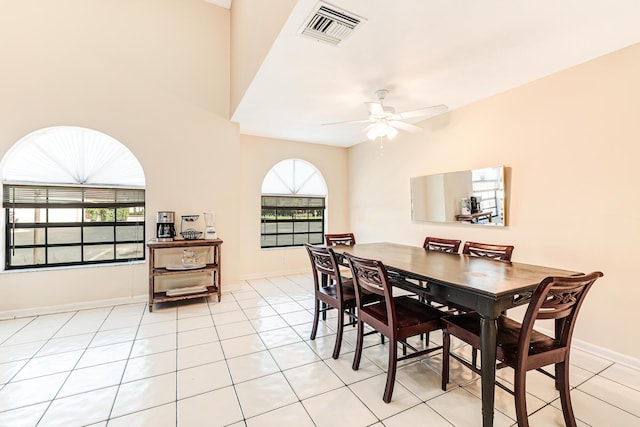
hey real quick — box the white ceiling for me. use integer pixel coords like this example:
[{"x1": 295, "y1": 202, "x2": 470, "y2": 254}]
[{"x1": 231, "y1": 0, "x2": 640, "y2": 147}]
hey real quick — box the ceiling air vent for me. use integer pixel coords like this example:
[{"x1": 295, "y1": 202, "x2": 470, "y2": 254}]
[{"x1": 299, "y1": 1, "x2": 365, "y2": 46}]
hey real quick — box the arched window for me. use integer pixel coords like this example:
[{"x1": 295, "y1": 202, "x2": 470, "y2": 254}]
[
  {"x1": 260, "y1": 159, "x2": 326, "y2": 248},
  {"x1": 1, "y1": 126, "x2": 146, "y2": 269}
]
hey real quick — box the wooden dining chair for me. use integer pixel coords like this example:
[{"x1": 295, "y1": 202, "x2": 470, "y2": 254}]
[
  {"x1": 441, "y1": 271, "x2": 603, "y2": 427},
  {"x1": 345, "y1": 253, "x2": 445, "y2": 403},
  {"x1": 460, "y1": 241, "x2": 514, "y2": 367},
  {"x1": 325, "y1": 233, "x2": 357, "y2": 278},
  {"x1": 423, "y1": 236, "x2": 462, "y2": 253},
  {"x1": 419, "y1": 237, "x2": 463, "y2": 341},
  {"x1": 462, "y1": 241, "x2": 514, "y2": 261},
  {"x1": 304, "y1": 243, "x2": 380, "y2": 359},
  {"x1": 325, "y1": 233, "x2": 356, "y2": 246}
]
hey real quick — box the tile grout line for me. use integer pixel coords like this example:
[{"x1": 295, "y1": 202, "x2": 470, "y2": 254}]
[
  {"x1": 1, "y1": 273, "x2": 639, "y2": 426},
  {"x1": 33, "y1": 308, "x2": 109, "y2": 426},
  {"x1": 103, "y1": 303, "x2": 148, "y2": 423}
]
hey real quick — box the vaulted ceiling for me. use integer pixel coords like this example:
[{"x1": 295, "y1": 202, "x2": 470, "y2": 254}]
[{"x1": 228, "y1": 0, "x2": 640, "y2": 147}]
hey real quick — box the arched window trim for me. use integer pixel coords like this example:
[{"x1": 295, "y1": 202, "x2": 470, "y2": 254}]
[
  {"x1": 260, "y1": 159, "x2": 327, "y2": 249},
  {"x1": 2, "y1": 126, "x2": 146, "y2": 270},
  {"x1": 1, "y1": 126, "x2": 145, "y2": 187}
]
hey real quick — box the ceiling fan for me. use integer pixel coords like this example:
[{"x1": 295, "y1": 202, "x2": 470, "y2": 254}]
[{"x1": 323, "y1": 89, "x2": 448, "y2": 140}]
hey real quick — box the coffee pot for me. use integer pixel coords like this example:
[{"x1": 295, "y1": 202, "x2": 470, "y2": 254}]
[
  {"x1": 156, "y1": 211, "x2": 176, "y2": 242},
  {"x1": 470, "y1": 196, "x2": 480, "y2": 213}
]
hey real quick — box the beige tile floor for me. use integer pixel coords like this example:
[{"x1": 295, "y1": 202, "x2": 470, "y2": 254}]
[{"x1": 1, "y1": 274, "x2": 639, "y2": 427}]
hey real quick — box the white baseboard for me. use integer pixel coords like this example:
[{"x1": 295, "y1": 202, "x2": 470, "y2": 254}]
[
  {"x1": 0, "y1": 294, "x2": 148, "y2": 320},
  {"x1": 572, "y1": 337, "x2": 640, "y2": 370},
  {"x1": 240, "y1": 268, "x2": 309, "y2": 281},
  {"x1": 524, "y1": 325, "x2": 640, "y2": 371}
]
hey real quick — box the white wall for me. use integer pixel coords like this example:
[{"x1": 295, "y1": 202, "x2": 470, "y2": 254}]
[
  {"x1": 230, "y1": 0, "x2": 296, "y2": 115},
  {"x1": 0, "y1": 0, "x2": 350, "y2": 315},
  {"x1": 349, "y1": 43, "x2": 640, "y2": 362},
  {"x1": 0, "y1": 0, "x2": 240, "y2": 313},
  {"x1": 443, "y1": 170, "x2": 473, "y2": 221},
  {"x1": 411, "y1": 174, "x2": 445, "y2": 222},
  {"x1": 239, "y1": 134, "x2": 350, "y2": 278}
]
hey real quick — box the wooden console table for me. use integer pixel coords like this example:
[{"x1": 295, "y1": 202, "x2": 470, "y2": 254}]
[
  {"x1": 147, "y1": 238, "x2": 222, "y2": 312},
  {"x1": 455, "y1": 211, "x2": 492, "y2": 223}
]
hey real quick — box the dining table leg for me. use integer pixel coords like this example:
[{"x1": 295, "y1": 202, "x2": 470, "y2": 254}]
[{"x1": 480, "y1": 314, "x2": 498, "y2": 427}]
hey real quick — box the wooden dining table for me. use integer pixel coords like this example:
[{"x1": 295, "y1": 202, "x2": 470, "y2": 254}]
[{"x1": 331, "y1": 242, "x2": 579, "y2": 427}]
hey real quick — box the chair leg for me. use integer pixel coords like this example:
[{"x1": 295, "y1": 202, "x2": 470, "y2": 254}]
[
  {"x1": 471, "y1": 347, "x2": 478, "y2": 368},
  {"x1": 352, "y1": 320, "x2": 364, "y2": 371},
  {"x1": 332, "y1": 308, "x2": 345, "y2": 359},
  {"x1": 557, "y1": 361, "x2": 578, "y2": 427},
  {"x1": 321, "y1": 301, "x2": 327, "y2": 321},
  {"x1": 423, "y1": 332, "x2": 430, "y2": 344},
  {"x1": 310, "y1": 299, "x2": 320, "y2": 340},
  {"x1": 419, "y1": 294, "x2": 426, "y2": 341},
  {"x1": 383, "y1": 339, "x2": 398, "y2": 403},
  {"x1": 513, "y1": 367, "x2": 530, "y2": 427},
  {"x1": 441, "y1": 331, "x2": 450, "y2": 390}
]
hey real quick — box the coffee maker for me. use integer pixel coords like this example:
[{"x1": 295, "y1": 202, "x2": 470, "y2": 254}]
[
  {"x1": 469, "y1": 196, "x2": 480, "y2": 214},
  {"x1": 156, "y1": 211, "x2": 176, "y2": 242}
]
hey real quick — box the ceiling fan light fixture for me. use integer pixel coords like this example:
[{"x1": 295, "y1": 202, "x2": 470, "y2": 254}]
[
  {"x1": 366, "y1": 122, "x2": 398, "y2": 140},
  {"x1": 367, "y1": 122, "x2": 387, "y2": 140},
  {"x1": 386, "y1": 126, "x2": 398, "y2": 140},
  {"x1": 366, "y1": 127, "x2": 379, "y2": 140}
]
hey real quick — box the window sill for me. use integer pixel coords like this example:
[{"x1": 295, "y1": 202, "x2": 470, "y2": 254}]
[{"x1": 0, "y1": 260, "x2": 146, "y2": 274}]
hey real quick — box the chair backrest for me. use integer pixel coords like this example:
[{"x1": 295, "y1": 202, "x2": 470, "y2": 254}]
[
  {"x1": 462, "y1": 241, "x2": 514, "y2": 261},
  {"x1": 325, "y1": 233, "x2": 356, "y2": 246},
  {"x1": 345, "y1": 253, "x2": 395, "y2": 332},
  {"x1": 304, "y1": 243, "x2": 345, "y2": 296},
  {"x1": 423, "y1": 237, "x2": 462, "y2": 254},
  {"x1": 518, "y1": 271, "x2": 603, "y2": 363}
]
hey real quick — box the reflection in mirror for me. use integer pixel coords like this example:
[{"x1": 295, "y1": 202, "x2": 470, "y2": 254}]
[{"x1": 411, "y1": 166, "x2": 506, "y2": 226}]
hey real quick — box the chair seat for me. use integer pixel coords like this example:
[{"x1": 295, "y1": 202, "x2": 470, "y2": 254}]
[
  {"x1": 318, "y1": 278, "x2": 356, "y2": 300},
  {"x1": 363, "y1": 296, "x2": 443, "y2": 330},
  {"x1": 319, "y1": 279, "x2": 381, "y2": 307},
  {"x1": 442, "y1": 312, "x2": 561, "y2": 366}
]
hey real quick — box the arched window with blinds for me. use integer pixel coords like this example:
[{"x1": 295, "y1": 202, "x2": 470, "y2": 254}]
[
  {"x1": 260, "y1": 159, "x2": 327, "y2": 248},
  {"x1": 1, "y1": 126, "x2": 146, "y2": 269}
]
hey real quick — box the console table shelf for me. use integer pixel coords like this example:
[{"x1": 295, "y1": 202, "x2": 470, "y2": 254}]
[
  {"x1": 455, "y1": 211, "x2": 493, "y2": 223},
  {"x1": 147, "y1": 239, "x2": 223, "y2": 312}
]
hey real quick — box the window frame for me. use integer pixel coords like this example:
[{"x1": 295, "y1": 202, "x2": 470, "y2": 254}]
[
  {"x1": 4, "y1": 184, "x2": 145, "y2": 270},
  {"x1": 260, "y1": 195, "x2": 325, "y2": 248}
]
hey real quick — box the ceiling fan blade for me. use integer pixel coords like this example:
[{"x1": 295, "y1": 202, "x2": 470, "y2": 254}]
[
  {"x1": 366, "y1": 102, "x2": 385, "y2": 116},
  {"x1": 396, "y1": 104, "x2": 448, "y2": 120},
  {"x1": 389, "y1": 120, "x2": 422, "y2": 133},
  {"x1": 321, "y1": 118, "x2": 372, "y2": 126}
]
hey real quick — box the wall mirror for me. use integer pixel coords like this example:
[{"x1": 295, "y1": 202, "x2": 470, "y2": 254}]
[{"x1": 411, "y1": 166, "x2": 506, "y2": 226}]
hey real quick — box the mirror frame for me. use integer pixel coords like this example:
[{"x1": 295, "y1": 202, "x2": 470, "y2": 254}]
[{"x1": 410, "y1": 166, "x2": 506, "y2": 226}]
